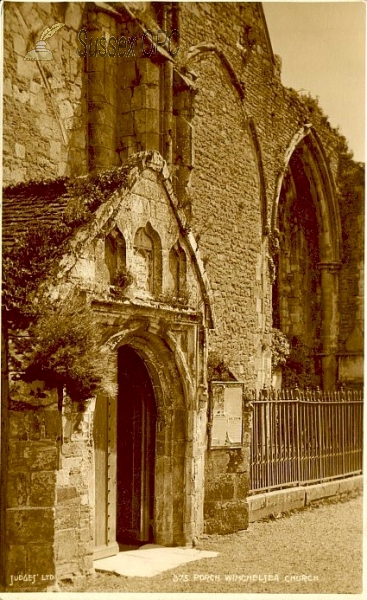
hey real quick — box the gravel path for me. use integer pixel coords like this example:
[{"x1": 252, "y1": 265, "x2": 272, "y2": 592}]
[{"x1": 61, "y1": 494, "x2": 363, "y2": 594}]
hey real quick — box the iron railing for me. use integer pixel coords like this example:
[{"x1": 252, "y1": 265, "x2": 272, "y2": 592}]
[{"x1": 249, "y1": 388, "x2": 363, "y2": 494}]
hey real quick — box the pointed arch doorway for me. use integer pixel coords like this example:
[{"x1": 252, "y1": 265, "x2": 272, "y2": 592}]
[
  {"x1": 94, "y1": 330, "x2": 190, "y2": 560},
  {"x1": 94, "y1": 343, "x2": 158, "y2": 558},
  {"x1": 116, "y1": 345, "x2": 156, "y2": 545}
]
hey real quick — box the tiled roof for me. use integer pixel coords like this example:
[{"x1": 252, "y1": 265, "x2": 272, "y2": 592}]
[
  {"x1": 2, "y1": 180, "x2": 69, "y2": 249},
  {"x1": 2, "y1": 152, "x2": 167, "y2": 251}
]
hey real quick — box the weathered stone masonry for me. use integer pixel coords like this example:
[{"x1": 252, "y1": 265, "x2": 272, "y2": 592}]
[
  {"x1": 2, "y1": 152, "x2": 215, "y2": 588},
  {"x1": 1, "y1": 1, "x2": 363, "y2": 590}
]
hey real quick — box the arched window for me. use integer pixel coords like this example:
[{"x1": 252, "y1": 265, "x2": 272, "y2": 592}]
[
  {"x1": 169, "y1": 242, "x2": 187, "y2": 297},
  {"x1": 272, "y1": 141, "x2": 324, "y2": 387},
  {"x1": 134, "y1": 223, "x2": 162, "y2": 295},
  {"x1": 104, "y1": 227, "x2": 127, "y2": 286}
]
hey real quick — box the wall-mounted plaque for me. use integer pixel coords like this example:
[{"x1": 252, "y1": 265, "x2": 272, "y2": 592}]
[{"x1": 210, "y1": 382, "x2": 244, "y2": 448}]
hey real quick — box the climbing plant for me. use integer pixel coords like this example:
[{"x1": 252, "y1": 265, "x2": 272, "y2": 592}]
[
  {"x1": 2, "y1": 166, "x2": 133, "y2": 405},
  {"x1": 3, "y1": 165, "x2": 133, "y2": 325},
  {"x1": 281, "y1": 336, "x2": 320, "y2": 389},
  {"x1": 207, "y1": 351, "x2": 236, "y2": 382},
  {"x1": 270, "y1": 327, "x2": 290, "y2": 372},
  {"x1": 3, "y1": 221, "x2": 71, "y2": 327},
  {"x1": 15, "y1": 292, "x2": 115, "y2": 402}
]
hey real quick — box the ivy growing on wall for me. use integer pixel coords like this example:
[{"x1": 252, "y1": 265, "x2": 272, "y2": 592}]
[
  {"x1": 3, "y1": 166, "x2": 130, "y2": 325},
  {"x1": 3, "y1": 166, "x2": 132, "y2": 404},
  {"x1": 14, "y1": 292, "x2": 115, "y2": 402},
  {"x1": 62, "y1": 166, "x2": 129, "y2": 228},
  {"x1": 270, "y1": 329, "x2": 321, "y2": 388},
  {"x1": 110, "y1": 266, "x2": 134, "y2": 296},
  {"x1": 281, "y1": 336, "x2": 321, "y2": 389},
  {"x1": 270, "y1": 327, "x2": 290, "y2": 372},
  {"x1": 3, "y1": 222, "x2": 70, "y2": 327},
  {"x1": 207, "y1": 351, "x2": 236, "y2": 382}
]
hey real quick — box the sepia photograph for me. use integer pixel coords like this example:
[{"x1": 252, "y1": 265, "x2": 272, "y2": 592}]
[{"x1": 0, "y1": 0, "x2": 364, "y2": 596}]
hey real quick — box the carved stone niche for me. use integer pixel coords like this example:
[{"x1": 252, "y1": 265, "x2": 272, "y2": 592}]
[
  {"x1": 169, "y1": 241, "x2": 187, "y2": 298},
  {"x1": 133, "y1": 222, "x2": 162, "y2": 296},
  {"x1": 104, "y1": 227, "x2": 127, "y2": 286}
]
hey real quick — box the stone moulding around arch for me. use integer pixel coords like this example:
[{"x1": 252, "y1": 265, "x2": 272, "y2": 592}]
[{"x1": 271, "y1": 125, "x2": 341, "y2": 265}]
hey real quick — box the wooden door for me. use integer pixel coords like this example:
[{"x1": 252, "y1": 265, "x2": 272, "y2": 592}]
[
  {"x1": 94, "y1": 389, "x2": 119, "y2": 559},
  {"x1": 94, "y1": 391, "x2": 108, "y2": 548},
  {"x1": 116, "y1": 346, "x2": 156, "y2": 544}
]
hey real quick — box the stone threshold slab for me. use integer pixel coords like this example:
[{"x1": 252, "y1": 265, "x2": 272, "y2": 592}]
[{"x1": 94, "y1": 544, "x2": 218, "y2": 578}]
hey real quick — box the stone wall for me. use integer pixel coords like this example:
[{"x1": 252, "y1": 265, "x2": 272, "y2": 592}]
[
  {"x1": 173, "y1": 0, "x2": 363, "y2": 526},
  {"x1": 204, "y1": 396, "x2": 252, "y2": 534},
  {"x1": 2, "y1": 375, "x2": 59, "y2": 591},
  {"x1": 3, "y1": 3, "x2": 87, "y2": 183},
  {"x1": 337, "y1": 162, "x2": 364, "y2": 384},
  {"x1": 0, "y1": 324, "x2": 9, "y2": 590},
  {"x1": 1, "y1": 156, "x2": 213, "y2": 585},
  {"x1": 55, "y1": 395, "x2": 95, "y2": 581},
  {"x1": 1, "y1": 1, "x2": 363, "y2": 584},
  {"x1": 2, "y1": 365, "x2": 97, "y2": 588},
  {"x1": 176, "y1": 3, "x2": 269, "y2": 387},
  {"x1": 175, "y1": 2, "x2": 360, "y2": 388},
  {"x1": 3, "y1": 2, "x2": 362, "y2": 387}
]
